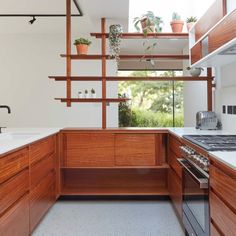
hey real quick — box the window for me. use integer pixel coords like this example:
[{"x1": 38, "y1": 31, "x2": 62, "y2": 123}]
[{"x1": 118, "y1": 70, "x2": 184, "y2": 127}]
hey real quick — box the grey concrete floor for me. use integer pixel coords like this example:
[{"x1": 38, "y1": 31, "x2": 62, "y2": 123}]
[{"x1": 32, "y1": 200, "x2": 184, "y2": 236}]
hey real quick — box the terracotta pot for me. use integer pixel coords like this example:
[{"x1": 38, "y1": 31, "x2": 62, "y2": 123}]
[
  {"x1": 187, "y1": 22, "x2": 195, "y2": 32},
  {"x1": 141, "y1": 18, "x2": 155, "y2": 33},
  {"x1": 76, "y1": 44, "x2": 89, "y2": 55},
  {"x1": 170, "y1": 20, "x2": 184, "y2": 33}
]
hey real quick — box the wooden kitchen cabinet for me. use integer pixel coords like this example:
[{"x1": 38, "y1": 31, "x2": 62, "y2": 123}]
[
  {"x1": 62, "y1": 133, "x2": 115, "y2": 167},
  {"x1": 115, "y1": 134, "x2": 156, "y2": 166},
  {"x1": 209, "y1": 160, "x2": 236, "y2": 236}
]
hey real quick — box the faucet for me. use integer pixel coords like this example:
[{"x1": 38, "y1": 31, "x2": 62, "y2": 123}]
[
  {"x1": 0, "y1": 105, "x2": 11, "y2": 114},
  {"x1": 0, "y1": 105, "x2": 11, "y2": 133}
]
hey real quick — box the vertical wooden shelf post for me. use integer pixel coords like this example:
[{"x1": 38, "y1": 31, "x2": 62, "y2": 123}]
[
  {"x1": 66, "y1": 0, "x2": 72, "y2": 107},
  {"x1": 207, "y1": 68, "x2": 213, "y2": 111},
  {"x1": 101, "y1": 18, "x2": 107, "y2": 128}
]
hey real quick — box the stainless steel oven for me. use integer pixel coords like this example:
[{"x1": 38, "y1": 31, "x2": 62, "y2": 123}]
[{"x1": 178, "y1": 146, "x2": 210, "y2": 236}]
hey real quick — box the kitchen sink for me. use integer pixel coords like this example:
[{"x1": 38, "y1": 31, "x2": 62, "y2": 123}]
[{"x1": 0, "y1": 132, "x2": 40, "y2": 141}]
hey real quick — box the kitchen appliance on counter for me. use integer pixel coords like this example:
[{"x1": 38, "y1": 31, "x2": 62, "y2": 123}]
[
  {"x1": 196, "y1": 111, "x2": 218, "y2": 130},
  {"x1": 183, "y1": 135, "x2": 236, "y2": 151},
  {"x1": 178, "y1": 145, "x2": 210, "y2": 236}
]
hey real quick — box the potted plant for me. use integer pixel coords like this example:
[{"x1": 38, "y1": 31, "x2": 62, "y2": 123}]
[
  {"x1": 109, "y1": 24, "x2": 123, "y2": 72},
  {"x1": 84, "y1": 89, "x2": 89, "y2": 98},
  {"x1": 187, "y1": 67, "x2": 204, "y2": 77},
  {"x1": 78, "y1": 91, "x2": 83, "y2": 98},
  {"x1": 186, "y1": 16, "x2": 197, "y2": 32},
  {"x1": 91, "y1": 88, "x2": 96, "y2": 98},
  {"x1": 74, "y1": 38, "x2": 92, "y2": 55},
  {"x1": 170, "y1": 12, "x2": 184, "y2": 33},
  {"x1": 133, "y1": 11, "x2": 163, "y2": 35}
]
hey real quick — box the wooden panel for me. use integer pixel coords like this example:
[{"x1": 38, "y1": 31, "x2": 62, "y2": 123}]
[
  {"x1": 30, "y1": 171, "x2": 56, "y2": 231},
  {"x1": 168, "y1": 168, "x2": 182, "y2": 219},
  {"x1": 169, "y1": 135, "x2": 182, "y2": 158},
  {"x1": 31, "y1": 153, "x2": 55, "y2": 190},
  {"x1": 210, "y1": 164, "x2": 236, "y2": 211},
  {"x1": 191, "y1": 41, "x2": 202, "y2": 65},
  {"x1": 30, "y1": 135, "x2": 55, "y2": 165},
  {"x1": 115, "y1": 134, "x2": 156, "y2": 166},
  {"x1": 210, "y1": 223, "x2": 221, "y2": 236},
  {"x1": 195, "y1": 0, "x2": 226, "y2": 41},
  {"x1": 61, "y1": 169, "x2": 167, "y2": 195},
  {"x1": 0, "y1": 169, "x2": 29, "y2": 215},
  {"x1": 208, "y1": 9, "x2": 236, "y2": 53},
  {"x1": 169, "y1": 151, "x2": 182, "y2": 179},
  {"x1": 210, "y1": 191, "x2": 236, "y2": 236},
  {"x1": 64, "y1": 133, "x2": 115, "y2": 167},
  {"x1": 0, "y1": 148, "x2": 28, "y2": 184},
  {"x1": 0, "y1": 194, "x2": 29, "y2": 236}
]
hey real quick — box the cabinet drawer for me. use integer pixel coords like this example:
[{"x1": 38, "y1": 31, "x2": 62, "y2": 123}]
[
  {"x1": 169, "y1": 151, "x2": 182, "y2": 179},
  {"x1": 210, "y1": 165, "x2": 236, "y2": 211},
  {"x1": 30, "y1": 135, "x2": 55, "y2": 165},
  {"x1": 0, "y1": 169, "x2": 29, "y2": 215},
  {"x1": 169, "y1": 135, "x2": 182, "y2": 158},
  {"x1": 31, "y1": 153, "x2": 55, "y2": 190},
  {"x1": 115, "y1": 134, "x2": 156, "y2": 166},
  {"x1": 210, "y1": 191, "x2": 236, "y2": 235},
  {"x1": 210, "y1": 223, "x2": 221, "y2": 236},
  {"x1": 30, "y1": 171, "x2": 56, "y2": 231},
  {"x1": 0, "y1": 148, "x2": 28, "y2": 184},
  {"x1": 64, "y1": 133, "x2": 115, "y2": 167},
  {"x1": 0, "y1": 194, "x2": 29, "y2": 236},
  {"x1": 168, "y1": 168, "x2": 182, "y2": 219}
]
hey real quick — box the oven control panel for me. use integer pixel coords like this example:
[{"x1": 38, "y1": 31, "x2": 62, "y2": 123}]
[{"x1": 180, "y1": 146, "x2": 210, "y2": 172}]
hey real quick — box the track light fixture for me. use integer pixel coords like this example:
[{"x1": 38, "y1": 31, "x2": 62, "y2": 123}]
[{"x1": 29, "y1": 16, "x2": 36, "y2": 25}]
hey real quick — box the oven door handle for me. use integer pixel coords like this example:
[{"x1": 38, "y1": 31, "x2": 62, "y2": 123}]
[{"x1": 177, "y1": 158, "x2": 209, "y2": 189}]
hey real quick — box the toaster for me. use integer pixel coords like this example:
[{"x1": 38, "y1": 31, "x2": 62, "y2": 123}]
[{"x1": 196, "y1": 111, "x2": 218, "y2": 130}]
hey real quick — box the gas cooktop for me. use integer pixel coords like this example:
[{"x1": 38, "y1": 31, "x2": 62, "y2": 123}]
[{"x1": 183, "y1": 135, "x2": 236, "y2": 151}]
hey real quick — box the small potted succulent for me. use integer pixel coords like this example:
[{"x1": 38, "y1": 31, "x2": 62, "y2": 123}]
[
  {"x1": 78, "y1": 91, "x2": 83, "y2": 98},
  {"x1": 186, "y1": 16, "x2": 197, "y2": 32},
  {"x1": 133, "y1": 11, "x2": 163, "y2": 35},
  {"x1": 74, "y1": 38, "x2": 92, "y2": 55},
  {"x1": 187, "y1": 67, "x2": 204, "y2": 77},
  {"x1": 91, "y1": 88, "x2": 96, "y2": 98},
  {"x1": 84, "y1": 89, "x2": 89, "y2": 98},
  {"x1": 170, "y1": 12, "x2": 184, "y2": 33}
]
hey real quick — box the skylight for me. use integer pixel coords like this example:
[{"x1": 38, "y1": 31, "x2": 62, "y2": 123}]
[{"x1": 129, "y1": 0, "x2": 215, "y2": 32}]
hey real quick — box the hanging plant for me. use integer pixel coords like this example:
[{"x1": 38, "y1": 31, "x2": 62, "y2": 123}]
[{"x1": 109, "y1": 24, "x2": 123, "y2": 72}]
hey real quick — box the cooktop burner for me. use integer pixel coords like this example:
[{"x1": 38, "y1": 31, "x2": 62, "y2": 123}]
[{"x1": 183, "y1": 135, "x2": 236, "y2": 151}]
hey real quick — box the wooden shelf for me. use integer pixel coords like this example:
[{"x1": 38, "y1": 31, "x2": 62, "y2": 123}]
[
  {"x1": 49, "y1": 76, "x2": 213, "y2": 82},
  {"x1": 55, "y1": 98, "x2": 130, "y2": 103},
  {"x1": 60, "y1": 164, "x2": 170, "y2": 169},
  {"x1": 60, "y1": 186, "x2": 169, "y2": 196},
  {"x1": 90, "y1": 32, "x2": 189, "y2": 39},
  {"x1": 60, "y1": 54, "x2": 189, "y2": 60}
]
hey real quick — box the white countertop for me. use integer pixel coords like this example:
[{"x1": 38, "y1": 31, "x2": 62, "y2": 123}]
[
  {"x1": 1, "y1": 127, "x2": 236, "y2": 171},
  {"x1": 0, "y1": 128, "x2": 60, "y2": 155}
]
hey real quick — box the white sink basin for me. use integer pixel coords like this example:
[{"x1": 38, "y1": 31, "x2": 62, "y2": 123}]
[{"x1": 0, "y1": 133, "x2": 40, "y2": 141}]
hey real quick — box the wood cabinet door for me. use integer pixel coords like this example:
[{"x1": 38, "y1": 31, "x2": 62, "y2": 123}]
[
  {"x1": 0, "y1": 194, "x2": 29, "y2": 236},
  {"x1": 63, "y1": 133, "x2": 115, "y2": 167},
  {"x1": 168, "y1": 167, "x2": 182, "y2": 219},
  {"x1": 115, "y1": 134, "x2": 156, "y2": 166}
]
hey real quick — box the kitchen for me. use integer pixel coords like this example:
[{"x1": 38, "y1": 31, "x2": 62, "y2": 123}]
[{"x1": 0, "y1": 0, "x2": 236, "y2": 235}]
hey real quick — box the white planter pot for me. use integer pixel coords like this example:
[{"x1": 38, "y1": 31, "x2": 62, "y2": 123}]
[
  {"x1": 84, "y1": 94, "x2": 90, "y2": 98},
  {"x1": 189, "y1": 68, "x2": 203, "y2": 77},
  {"x1": 78, "y1": 93, "x2": 83, "y2": 98},
  {"x1": 91, "y1": 93, "x2": 96, "y2": 98}
]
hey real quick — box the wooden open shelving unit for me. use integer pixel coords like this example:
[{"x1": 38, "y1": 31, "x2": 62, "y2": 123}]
[{"x1": 49, "y1": 0, "x2": 214, "y2": 129}]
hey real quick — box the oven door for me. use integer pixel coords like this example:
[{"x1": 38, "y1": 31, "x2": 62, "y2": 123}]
[{"x1": 178, "y1": 159, "x2": 209, "y2": 236}]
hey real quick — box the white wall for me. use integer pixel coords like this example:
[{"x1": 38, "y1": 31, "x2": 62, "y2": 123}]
[
  {"x1": 0, "y1": 32, "x2": 118, "y2": 128},
  {"x1": 182, "y1": 46, "x2": 208, "y2": 127},
  {"x1": 215, "y1": 61, "x2": 236, "y2": 132}
]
